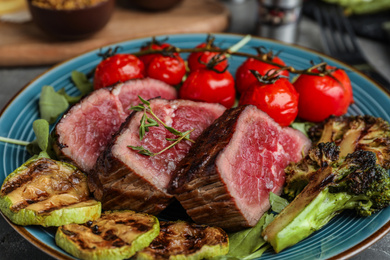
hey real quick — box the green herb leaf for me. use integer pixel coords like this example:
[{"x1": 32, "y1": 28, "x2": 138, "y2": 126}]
[
  {"x1": 241, "y1": 244, "x2": 271, "y2": 260},
  {"x1": 228, "y1": 212, "x2": 275, "y2": 257},
  {"x1": 269, "y1": 192, "x2": 289, "y2": 213},
  {"x1": 130, "y1": 105, "x2": 145, "y2": 112},
  {"x1": 166, "y1": 126, "x2": 182, "y2": 136},
  {"x1": 57, "y1": 88, "x2": 80, "y2": 104},
  {"x1": 39, "y1": 86, "x2": 69, "y2": 124},
  {"x1": 71, "y1": 70, "x2": 93, "y2": 95},
  {"x1": 32, "y1": 119, "x2": 49, "y2": 152},
  {"x1": 26, "y1": 119, "x2": 55, "y2": 159},
  {"x1": 128, "y1": 145, "x2": 154, "y2": 156},
  {"x1": 138, "y1": 96, "x2": 150, "y2": 106},
  {"x1": 166, "y1": 138, "x2": 178, "y2": 142}
]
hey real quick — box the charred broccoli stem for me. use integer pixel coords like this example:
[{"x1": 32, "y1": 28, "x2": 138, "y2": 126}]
[
  {"x1": 309, "y1": 115, "x2": 390, "y2": 169},
  {"x1": 284, "y1": 142, "x2": 340, "y2": 200},
  {"x1": 263, "y1": 150, "x2": 390, "y2": 253}
]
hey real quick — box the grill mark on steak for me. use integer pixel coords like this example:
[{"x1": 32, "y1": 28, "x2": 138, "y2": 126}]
[{"x1": 169, "y1": 105, "x2": 311, "y2": 231}]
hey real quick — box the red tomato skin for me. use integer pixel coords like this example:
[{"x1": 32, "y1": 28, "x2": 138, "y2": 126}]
[
  {"x1": 93, "y1": 54, "x2": 145, "y2": 90},
  {"x1": 147, "y1": 55, "x2": 186, "y2": 86},
  {"x1": 139, "y1": 43, "x2": 172, "y2": 69},
  {"x1": 293, "y1": 67, "x2": 353, "y2": 122},
  {"x1": 235, "y1": 56, "x2": 289, "y2": 94},
  {"x1": 179, "y1": 69, "x2": 236, "y2": 108},
  {"x1": 239, "y1": 78, "x2": 299, "y2": 127},
  {"x1": 187, "y1": 43, "x2": 228, "y2": 72}
]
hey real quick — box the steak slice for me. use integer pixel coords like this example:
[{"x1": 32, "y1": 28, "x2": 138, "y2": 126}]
[
  {"x1": 168, "y1": 105, "x2": 311, "y2": 231},
  {"x1": 53, "y1": 78, "x2": 177, "y2": 172},
  {"x1": 88, "y1": 99, "x2": 226, "y2": 215}
]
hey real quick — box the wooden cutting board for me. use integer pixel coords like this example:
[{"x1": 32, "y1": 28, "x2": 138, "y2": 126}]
[{"x1": 0, "y1": 0, "x2": 230, "y2": 66}]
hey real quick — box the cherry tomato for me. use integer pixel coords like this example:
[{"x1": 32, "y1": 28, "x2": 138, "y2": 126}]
[
  {"x1": 235, "y1": 55, "x2": 289, "y2": 94},
  {"x1": 187, "y1": 43, "x2": 228, "y2": 72},
  {"x1": 147, "y1": 55, "x2": 186, "y2": 86},
  {"x1": 179, "y1": 68, "x2": 236, "y2": 108},
  {"x1": 93, "y1": 54, "x2": 145, "y2": 90},
  {"x1": 239, "y1": 77, "x2": 299, "y2": 127},
  {"x1": 293, "y1": 66, "x2": 353, "y2": 122},
  {"x1": 139, "y1": 42, "x2": 172, "y2": 69}
]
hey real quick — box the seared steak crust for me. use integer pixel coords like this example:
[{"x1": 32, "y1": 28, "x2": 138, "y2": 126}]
[
  {"x1": 54, "y1": 78, "x2": 177, "y2": 173},
  {"x1": 169, "y1": 105, "x2": 311, "y2": 231},
  {"x1": 88, "y1": 99, "x2": 226, "y2": 215},
  {"x1": 88, "y1": 115, "x2": 173, "y2": 215},
  {"x1": 169, "y1": 106, "x2": 247, "y2": 230}
]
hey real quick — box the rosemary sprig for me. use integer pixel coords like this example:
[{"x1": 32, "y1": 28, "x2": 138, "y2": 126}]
[
  {"x1": 129, "y1": 129, "x2": 194, "y2": 157},
  {"x1": 128, "y1": 96, "x2": 195, "y2": 156}
]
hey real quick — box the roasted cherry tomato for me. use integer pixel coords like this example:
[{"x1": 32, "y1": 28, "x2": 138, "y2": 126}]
[
  {"x1": 239, "y1": 77, "x2": 299, "y2": 127},
  {"x1": 235, "y1": 55, "x2": 289, "y2": 94},
  {"x1": 293, "y1": 66, "x2": 353, "y2": 122},
  {"x1": 179, "y1": 68, "x2": 236, "y2": 108},
  {"x1": 93, "y1": 54, "x2": 145, "y2": 90},
  {"x1": 139, "y1": 42, "x2": 172, "y2": 69},
  {"x1": 147, "y1": 55, "x2": 186, "y2": 86},
  {"x1": 187, "y1": 43, "x2": 228, "y2": 72}
]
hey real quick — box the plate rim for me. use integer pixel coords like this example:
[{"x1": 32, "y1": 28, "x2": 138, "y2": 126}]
[{"x1": 1, "y1": 32, "x2": 390, "y2": 260}]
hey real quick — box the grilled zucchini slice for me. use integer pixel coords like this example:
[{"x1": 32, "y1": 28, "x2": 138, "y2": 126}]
[
  {"x1": 0, "y1": 157, "x2": 101, "y2": 227},
  {"x1": 136, "y1": 221, "x2": 229, "y2": 260},
  {"x1": 55, "y1": 210, "x2": 160, "y2": 260}
]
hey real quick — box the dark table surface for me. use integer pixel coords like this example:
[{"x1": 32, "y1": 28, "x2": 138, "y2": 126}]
[{"x1": 1, "y1": 0, "x2": 390, "y2": 259}]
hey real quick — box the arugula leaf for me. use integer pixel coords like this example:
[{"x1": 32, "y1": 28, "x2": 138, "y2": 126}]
[
  {"x1": 269, "y1": 192, "x2": 289, "y2": 213},
  {"x1": 71, "y1": 70, "x2": 93, "y2": 96},
  {"x1": 39, "y1": 86, "x2": 69, "y2": 124},
  {"x1": 228, "y1": 213, "x2": 275, "y2": 257},
  {"x1": 57, "y1": 88, "x2": 80, "y2": 104},
  {"x1": 26, "y1": 119, "x2": 56, "y2": 159}
]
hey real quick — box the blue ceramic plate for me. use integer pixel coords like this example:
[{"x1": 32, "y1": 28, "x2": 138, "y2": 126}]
[{"x1": 1, "y1": 33, "x2": 390, "y2": 259}]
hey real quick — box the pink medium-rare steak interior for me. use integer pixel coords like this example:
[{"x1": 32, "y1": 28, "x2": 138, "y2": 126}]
[
  {"x1": 169, "y1": 105, "x2": 311, "y2": 231},
  {"x1": 216, "y1": 106, "x2": 311, "y2": 225},
  {"x1": 88, "y1": 98, "x2": 226, "y2": 214},
  {"x1": 112, "y1": 99, "x2": 226, "y2": 191},
  {"x1": 54, "y1": 88, "x2": 123, "y2": 172},
  {"x1": 114, "y1": 78, "x2": 177, "y2": 115},
  {"x1": 54, "y1": 78, "x2": 177, "y2": 172}
]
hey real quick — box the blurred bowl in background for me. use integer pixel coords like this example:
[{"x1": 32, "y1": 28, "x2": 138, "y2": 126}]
[
  {"x1": 130, "y1": 0, "x2": 183, "y2": 11},
  {"x1": 27, "y1": 0, "x2": 115, "y2": 40}
]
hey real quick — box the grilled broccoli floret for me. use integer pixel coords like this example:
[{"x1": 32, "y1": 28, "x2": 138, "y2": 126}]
[
  {"x1": 263, "y1": 150, "x2": 390, "y2": 253},
  {"x1": 284, "y1": 115, "x2": 390, "y2": 200},
  {"x1": 309, "y1": 115, "x2": 390, "y2": 169},
  {"x1": 284, "y1": 142, "x2": 340, "y2": 200}
]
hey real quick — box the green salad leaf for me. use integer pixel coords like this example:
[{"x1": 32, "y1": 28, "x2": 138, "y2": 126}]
[
  {"x1": 71, "y1": 70, "x2": 93, "y2": 96},
  {"x1": 39, "y1": 71, "x2": 93, "y2": 124},
  {"x1": 39, "y1": 86, "x2": 69, "y2": 124},
  {"x1": 26, "y1": 119, "x2": 55, "y2": 159},
  {"x1": 225, "y1": 213, "x2": 275, "y2": 259},
  {"x1": 269, "y1": 192, "x2": 289, "y2": 213}
]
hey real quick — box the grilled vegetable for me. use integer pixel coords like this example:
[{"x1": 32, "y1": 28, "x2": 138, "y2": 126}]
[
  {"x1": 309, "y1": 115, "x2": 390, "y2": 168},
  {"x1": 136, "y1": 221, "x2": 229, "y2": 260},
  {"x1": 285, "y1": 115, "x2": 390, "y2": 200},
  {"x1": 55, "y1": 210, "x2": 159, "y2": 260},
  {"x1": 0, "y1": 157, "x2": 101, "y2": 227},
  {"x1": 284, "y1": 142, "x2": 340, "y2": 200},
  {"x1": 263, "y1": 150, "x2": 390, "y2": 253}
]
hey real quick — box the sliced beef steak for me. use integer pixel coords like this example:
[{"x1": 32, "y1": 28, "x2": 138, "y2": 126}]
[
  {"x1": 88, "y1": 99, "x2": 226, "y2": 215},
  {"x1": 53, "y1": 78, "x2": 177, "y2": 172},
  {"x1": 168, "y1": 105, "x2": 311, "y2": 231}
]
